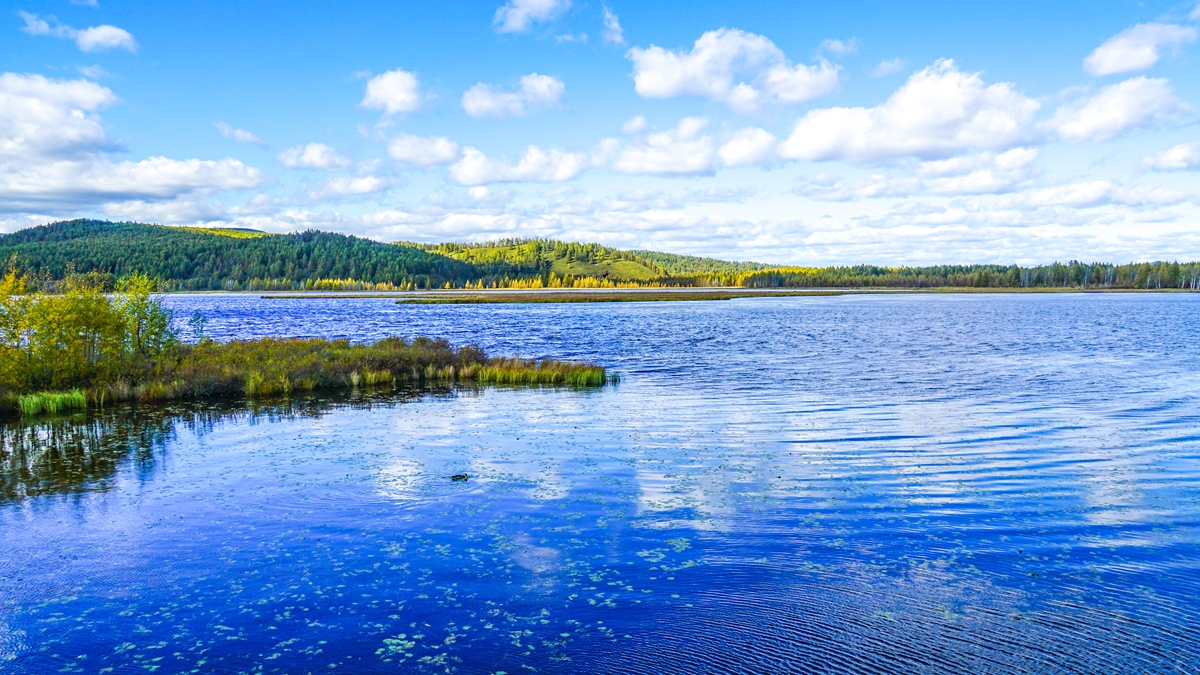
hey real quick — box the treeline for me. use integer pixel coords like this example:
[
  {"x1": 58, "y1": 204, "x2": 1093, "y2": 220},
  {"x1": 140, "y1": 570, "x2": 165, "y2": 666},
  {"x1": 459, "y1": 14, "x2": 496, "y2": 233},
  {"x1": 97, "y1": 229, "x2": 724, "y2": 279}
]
[
  {"x1": 2, "y1": 221, "x2": 1199, "y2": 291},
  {"x1": 710, "y1": 261, "x2": 1200, "y2": 290}
]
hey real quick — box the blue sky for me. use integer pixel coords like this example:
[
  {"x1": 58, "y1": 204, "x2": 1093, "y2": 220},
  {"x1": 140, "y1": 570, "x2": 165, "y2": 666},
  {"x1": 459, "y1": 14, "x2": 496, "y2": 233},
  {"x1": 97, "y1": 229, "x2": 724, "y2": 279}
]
[{"x1": 2, "y1": 0, "x2": 1199, "y2": 265}]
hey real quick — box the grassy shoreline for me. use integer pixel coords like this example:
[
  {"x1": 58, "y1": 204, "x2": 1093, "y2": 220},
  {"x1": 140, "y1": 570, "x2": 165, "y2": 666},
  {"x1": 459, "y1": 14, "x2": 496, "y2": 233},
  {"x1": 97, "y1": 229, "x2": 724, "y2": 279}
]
[{"x1": 2, "y1": 337, "x2": 614, "y2": 417}]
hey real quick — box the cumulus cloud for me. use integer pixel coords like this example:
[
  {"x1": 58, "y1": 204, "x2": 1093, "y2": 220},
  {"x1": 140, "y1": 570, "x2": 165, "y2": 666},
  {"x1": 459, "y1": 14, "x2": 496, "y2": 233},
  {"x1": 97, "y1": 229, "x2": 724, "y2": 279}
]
[
  {"x1": 215, "y1": 122, "x2": 267, "y2": 147},
  {"x1": 718, "y1": 127, "x2": 778, "y2": 167},
  {"x1": 871, "y1": 58, "x2": 905, "y2": 77},
  {"x1": 387, "y1": 134, "x2": 460, "y2": 166},
  {"x1": 1083, "y1": 23, "x2": 1197, "y2": 76},
  {"x1": 494, "y1": 0, "x2": 570, "y2": 34},
  {"x1": 627, "y1": 28, "x2": 840, "y2": 114},
  {"x1": 461, "y1": 73, "x2": 565, "y2": 118},
  {"x1": 448, "y1": 146, "x2": 587, "y2": 185},
  {"x1": 612, "y1": 117, "x2": 715, "y2": 176},
  {"x1": 779, "y1": 59, "x2": 1039, "y2": 164},
  {"x1": 601, "y1": 5, "x2": 624, "y2": 45},
  {"x1": 1, "y1": 155, "x2": 262, "y2": 212},
  {"x1": 276, "y1": 143, "x2": 352, "y2": 170},
  {"x1": 19, "y1": 12, "x2": 137, "y2": 53},
  {"x1": 1049, "y1": 76, "x2": 1185, "y2": 142},
  {"x1": 1145, "y1": 143, "x2": 1200, "y2": 170},
  {"x1": 361, "y1": 69, "x2": 422, "y2": 115},
  {"x1": 0, "y1": 73, "x2": 262, "y2": 215}
]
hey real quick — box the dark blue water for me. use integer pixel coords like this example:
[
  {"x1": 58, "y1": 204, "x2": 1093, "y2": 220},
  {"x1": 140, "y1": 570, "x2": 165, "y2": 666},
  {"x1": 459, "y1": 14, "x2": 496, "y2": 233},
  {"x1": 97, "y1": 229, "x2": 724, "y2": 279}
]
[{"x1": 3, "y1": 293, "x2": 1200, "y2": 673}]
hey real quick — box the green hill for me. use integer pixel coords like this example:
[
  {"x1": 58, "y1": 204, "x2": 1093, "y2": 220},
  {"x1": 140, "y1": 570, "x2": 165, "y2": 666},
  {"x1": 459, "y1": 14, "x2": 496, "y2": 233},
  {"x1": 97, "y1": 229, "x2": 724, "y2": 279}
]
[{"x1": 0, "y1": 220, "x2": 473, "y2": 290}]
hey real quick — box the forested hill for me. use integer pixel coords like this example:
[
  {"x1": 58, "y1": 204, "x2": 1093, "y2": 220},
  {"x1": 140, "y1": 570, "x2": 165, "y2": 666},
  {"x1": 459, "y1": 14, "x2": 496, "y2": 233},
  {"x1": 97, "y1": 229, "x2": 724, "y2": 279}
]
[{"x1": 0, "y1": 220, "x2": 473, "y2": 290}]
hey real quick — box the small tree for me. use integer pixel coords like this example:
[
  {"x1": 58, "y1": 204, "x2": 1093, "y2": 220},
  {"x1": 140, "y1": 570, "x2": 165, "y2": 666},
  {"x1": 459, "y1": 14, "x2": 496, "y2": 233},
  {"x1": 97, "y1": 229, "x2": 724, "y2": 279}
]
[{"x1": 116, "y1": 272, "x2": 178, "y2": 365}]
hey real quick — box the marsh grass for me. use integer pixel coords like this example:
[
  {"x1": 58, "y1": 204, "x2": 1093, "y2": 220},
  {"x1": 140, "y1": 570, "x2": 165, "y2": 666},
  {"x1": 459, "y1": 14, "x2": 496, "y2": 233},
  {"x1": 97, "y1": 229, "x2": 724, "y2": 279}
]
[
  {"x1": 16, "y1": 389, "x2": 88, "y2": 417},
  {"x1": 1, "y1": 337, "x2": 613, "y2": 415}
]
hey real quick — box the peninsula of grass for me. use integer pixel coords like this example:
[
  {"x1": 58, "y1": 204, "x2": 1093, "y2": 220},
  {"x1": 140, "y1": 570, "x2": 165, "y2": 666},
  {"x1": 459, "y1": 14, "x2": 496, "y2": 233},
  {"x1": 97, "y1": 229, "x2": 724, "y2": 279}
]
[
  {"x1": 2, "y1": 336, "x2": 612, "y2": 417},
  {"x1": 0, "y1": 270, "x2": 612, "y2": 417}
]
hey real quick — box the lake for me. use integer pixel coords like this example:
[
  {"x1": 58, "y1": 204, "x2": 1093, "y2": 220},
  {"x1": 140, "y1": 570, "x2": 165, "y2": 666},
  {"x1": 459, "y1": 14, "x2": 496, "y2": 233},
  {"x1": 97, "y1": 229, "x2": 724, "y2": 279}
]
[{"x1": 2, "y1": 293, "x2": 1199, "y2": 673}]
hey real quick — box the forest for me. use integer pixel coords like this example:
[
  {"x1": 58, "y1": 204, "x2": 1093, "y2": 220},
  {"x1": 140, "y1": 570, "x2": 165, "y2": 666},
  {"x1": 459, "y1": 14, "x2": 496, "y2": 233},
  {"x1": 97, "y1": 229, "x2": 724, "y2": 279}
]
[{"x1": 2, "y1": 220, "x2": 1199, "y2": 291}]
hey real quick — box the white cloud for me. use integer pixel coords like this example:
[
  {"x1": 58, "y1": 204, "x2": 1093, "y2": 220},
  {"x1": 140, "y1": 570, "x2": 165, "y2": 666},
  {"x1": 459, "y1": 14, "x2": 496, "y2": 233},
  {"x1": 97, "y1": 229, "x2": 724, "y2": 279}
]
[
  {"x1": 613, "y1": 117, "x2": 715, "y2": 176},
  {"x1": 1083, "y1": 23, "x2": 1197, "y2": 76},
  {"x1": 19, "y1": 12, "x2": 137, "y2": 53},
  {"x1": 820, "y1": 38, "x2": 860, "y2": 56},
  {"x1": 917, "y1": 147, "x2": 1039, "y2": 194},
  {"x1": 871, "y1": 58, "x2": 905, "y2": 77},
  {"x1": 0, "y1": 72, "x2": 118, "y2": 160},
  {"x1": 301, "y1": 175, "x2": 390, "y2": 202},
  {"x1": 494, "y1": 0, "x2": 571, "y2": 34},
  {"x1": 1145, "y1": 142, "x2": 1200, "y2": 170},
  {"x1": 78, "y1": 64, "x2": 108, "y2": 79},
  {"x1": 796, "y1": 148, "x2": 1039, "y2": 201},
  {"x1": 1192, "y1": 3, "x2": 1200, "y2": 21},
  {"x1": 1, "y1": 156, "x2": 262, "y2": 212},
  {"x1": 361, "y1": 69, "x2": 422, "y2": 115},
  {"x1": 215, "y1": 122, "x2": 267, "y2": 147},
  {"x1": 718, "y1": 127, "x2": 778, "y2": 167},
  {"x1": 102, "y1": 197, "x2": 228, "y2": 224},
  {"x1": 387, "y1": 134, "x2": 460, "y2": 166},
  {"x1": 461, "y1": 73, "x2": 565, "y2": 118},
  {"x1": 75, "y1": 25, "x2": 138, "y2": 52},
  {"x1": 276, "y1": 143, "x2": 352, "y2": 170},
  {"x1": 621, "y1": 115, "x2": 649, "y2": 134},
  {"x1": 1050, "y1": 76, "x2": 1185, "y2": 142},
  {"x1": 448, "y1": 146, "x2": 587, "y2": 185},
  {"x1": 779, "y1": 60, "x2": 1039, "y2": 164},
  {"x1": 627, "y1": 28, "x2": 840, "y2": 114},
  {"x1": 1024, "y1": 181, "x2": 1117, "y2": 208},
  {"x1": 601, "y1": 5, "x2": 624, "y2": 45},
  {"x1": 0, "y1": 75, "x2": 259, "y2": 215}
]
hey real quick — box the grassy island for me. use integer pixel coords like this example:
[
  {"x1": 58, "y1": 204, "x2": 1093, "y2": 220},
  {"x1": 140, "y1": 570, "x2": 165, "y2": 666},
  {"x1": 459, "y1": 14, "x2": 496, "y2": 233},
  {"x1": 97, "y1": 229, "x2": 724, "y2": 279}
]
[{"x1": 0, "y1": 269, "x2": 611, "y2": 417}]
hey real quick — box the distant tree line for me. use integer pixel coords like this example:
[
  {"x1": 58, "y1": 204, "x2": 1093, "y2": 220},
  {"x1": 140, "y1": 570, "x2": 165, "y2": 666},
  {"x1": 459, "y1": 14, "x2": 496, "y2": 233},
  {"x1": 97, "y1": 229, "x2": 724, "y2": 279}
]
[
  {"x1": 2, "y1": 221, "x2": 1198, "y2": 291},
  {"x1": 709, "y1": 261, "x2": 1200, "y2": 290}
]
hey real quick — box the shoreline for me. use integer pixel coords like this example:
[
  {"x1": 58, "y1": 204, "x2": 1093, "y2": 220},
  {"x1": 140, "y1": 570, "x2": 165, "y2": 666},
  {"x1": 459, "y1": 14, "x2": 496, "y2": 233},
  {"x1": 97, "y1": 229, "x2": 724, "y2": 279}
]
[{"x1": 245, "y1": 287, "x2": 1200, "y2": 302}]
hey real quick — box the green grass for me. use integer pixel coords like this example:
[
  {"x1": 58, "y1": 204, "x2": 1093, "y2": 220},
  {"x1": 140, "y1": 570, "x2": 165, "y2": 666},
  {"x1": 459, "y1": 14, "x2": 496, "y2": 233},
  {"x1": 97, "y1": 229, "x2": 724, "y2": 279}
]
[{"x1": 17, "y1": 389, "x2": 88, "y2": 417}]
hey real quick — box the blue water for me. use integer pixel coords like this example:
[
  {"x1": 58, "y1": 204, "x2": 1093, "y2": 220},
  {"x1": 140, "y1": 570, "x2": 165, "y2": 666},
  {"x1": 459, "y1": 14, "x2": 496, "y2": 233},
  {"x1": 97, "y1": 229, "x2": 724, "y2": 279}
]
[{"x1": 3, "y1": 293, "x2": 1200, "y2": 673}]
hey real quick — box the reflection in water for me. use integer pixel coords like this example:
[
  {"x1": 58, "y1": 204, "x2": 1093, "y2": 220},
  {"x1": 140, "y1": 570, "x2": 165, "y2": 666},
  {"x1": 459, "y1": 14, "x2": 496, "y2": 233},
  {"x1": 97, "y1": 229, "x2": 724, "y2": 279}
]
[
  {"x1": 0, "y1": 386, "x2": 452, "y2": 505},
  {"x1": 1, "y1": 408, "x2": 174, "y2": 503},
  {"x1": 2, "y1": 294, "x2": 1200, "y2": 674}
]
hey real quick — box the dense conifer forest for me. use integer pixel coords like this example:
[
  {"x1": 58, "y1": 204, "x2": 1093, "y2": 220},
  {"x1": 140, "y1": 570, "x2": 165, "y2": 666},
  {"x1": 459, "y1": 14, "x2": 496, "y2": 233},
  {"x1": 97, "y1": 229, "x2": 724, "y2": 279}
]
[{"x1": 2, "y1": 220, "x2": 1199, "y2": 291}]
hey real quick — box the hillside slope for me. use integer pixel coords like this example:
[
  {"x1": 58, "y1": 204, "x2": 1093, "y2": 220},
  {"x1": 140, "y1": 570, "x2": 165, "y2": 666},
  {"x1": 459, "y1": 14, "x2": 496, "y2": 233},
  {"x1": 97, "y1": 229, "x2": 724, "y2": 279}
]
[{"x1": 421, "y1": 239, "x2": 664, "y2": 281}]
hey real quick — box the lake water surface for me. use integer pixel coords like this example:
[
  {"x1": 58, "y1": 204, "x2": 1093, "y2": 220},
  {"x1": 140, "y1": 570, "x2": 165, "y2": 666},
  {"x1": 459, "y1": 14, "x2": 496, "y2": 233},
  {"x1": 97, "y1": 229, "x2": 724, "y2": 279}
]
[{"x1": 2, "y1": 293, "x2": 1199, "y2": 673}]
